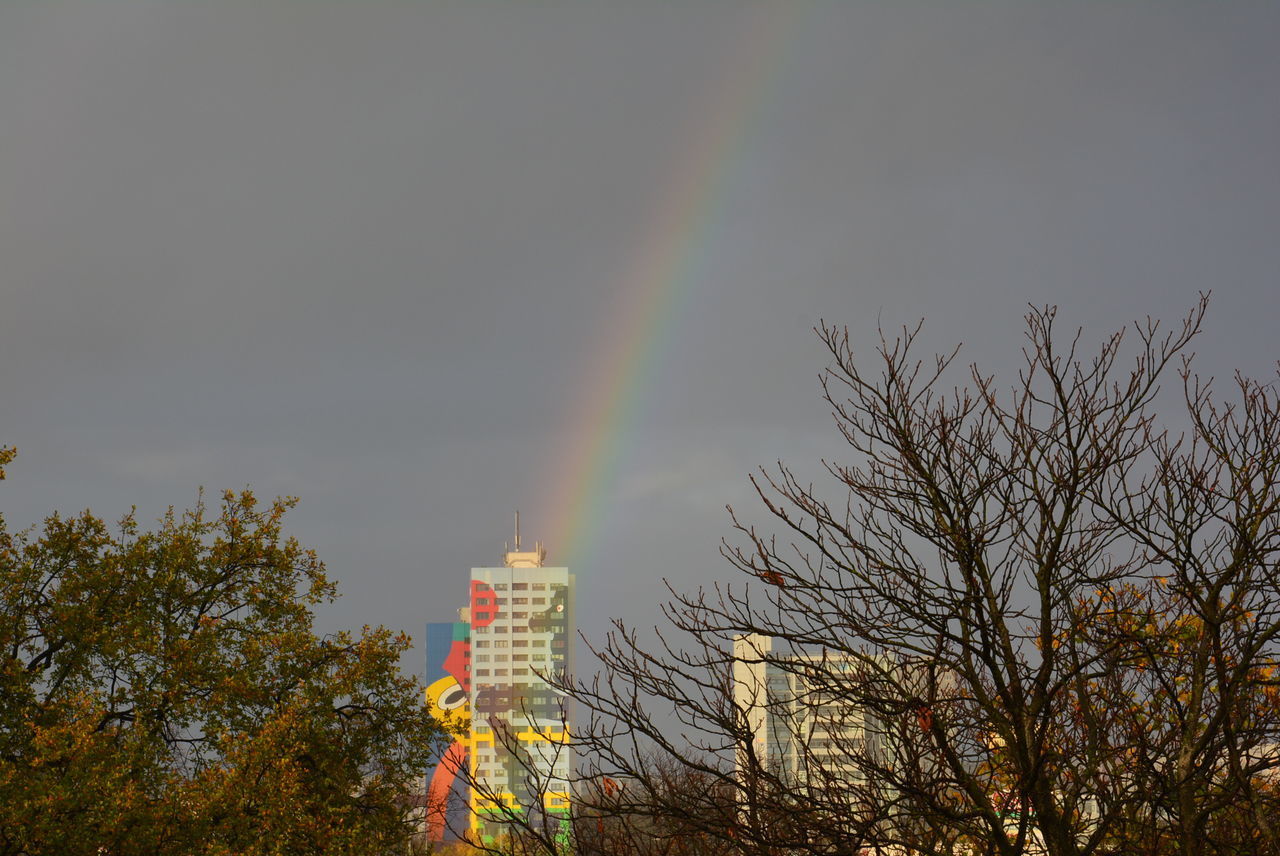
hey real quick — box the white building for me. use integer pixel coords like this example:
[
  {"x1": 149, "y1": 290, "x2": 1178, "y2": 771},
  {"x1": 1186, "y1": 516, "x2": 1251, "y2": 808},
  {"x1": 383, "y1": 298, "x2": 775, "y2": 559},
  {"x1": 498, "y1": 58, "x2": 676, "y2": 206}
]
[
  {"x1": 467, "y1": 528, "x2": 574, "y2": 839},
  {"x1": 732, "y1": 633, "x2": 886, "y2": 789}
]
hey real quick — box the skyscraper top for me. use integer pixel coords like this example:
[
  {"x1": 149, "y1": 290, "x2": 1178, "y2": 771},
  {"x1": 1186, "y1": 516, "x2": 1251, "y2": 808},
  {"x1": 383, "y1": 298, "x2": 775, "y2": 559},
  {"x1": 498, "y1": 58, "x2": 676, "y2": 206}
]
[{"x1": 504, "y1": 511, "x2": 546, "y2": 567}]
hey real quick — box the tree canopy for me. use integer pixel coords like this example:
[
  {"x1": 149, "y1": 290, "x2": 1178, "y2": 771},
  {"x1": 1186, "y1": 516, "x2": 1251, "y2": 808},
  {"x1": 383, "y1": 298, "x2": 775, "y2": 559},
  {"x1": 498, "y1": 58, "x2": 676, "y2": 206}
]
[
  {"x1": 0, "y1": 460, "x2": 439, "y2": 856},
  {"x1": 476, "y1": 298, "x2": 1280, "y2": 856}
]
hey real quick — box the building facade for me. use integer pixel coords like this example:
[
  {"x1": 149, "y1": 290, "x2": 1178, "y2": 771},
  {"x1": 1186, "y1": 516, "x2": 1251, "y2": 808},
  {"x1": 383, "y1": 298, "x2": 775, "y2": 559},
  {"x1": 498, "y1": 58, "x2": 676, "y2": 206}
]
[
  {"x1": 423, "y1": 618, "x2": 471, "y2": 841},
  {"x1": 732, "y1": 633, "x2": 883, "y2": 788},
  {"x1": 425, "y1": 522, "x2": 574, "y2": 842}
]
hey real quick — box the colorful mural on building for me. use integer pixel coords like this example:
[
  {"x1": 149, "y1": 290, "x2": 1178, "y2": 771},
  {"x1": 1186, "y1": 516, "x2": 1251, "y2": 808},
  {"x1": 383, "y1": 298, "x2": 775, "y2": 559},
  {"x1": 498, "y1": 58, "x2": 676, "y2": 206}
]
[
  {"x1": 424, "y1": 620, "x2": 471, "y2": 841},
  {"x1": 423, "y1": 536, "x2": 574, "y2": 844}
]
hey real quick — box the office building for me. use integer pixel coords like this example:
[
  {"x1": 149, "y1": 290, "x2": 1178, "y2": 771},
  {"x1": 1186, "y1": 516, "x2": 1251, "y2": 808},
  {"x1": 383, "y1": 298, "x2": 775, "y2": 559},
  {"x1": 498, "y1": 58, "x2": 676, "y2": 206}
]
[
  {"x1": 733, "y1": 633, "x2": 883, "y2": 788},
  {"x1": 425, "y1": 518, "x2": 574, "y2": 842}
]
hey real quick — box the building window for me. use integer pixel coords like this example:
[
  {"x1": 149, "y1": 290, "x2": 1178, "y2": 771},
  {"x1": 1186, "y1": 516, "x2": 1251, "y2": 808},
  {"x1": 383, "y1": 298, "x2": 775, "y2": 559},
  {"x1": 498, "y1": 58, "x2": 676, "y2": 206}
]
[
  {"x1": 512, "y1": 583, "x2": 528, "y2": 591},
  {"x1": 532, "y1": 597, "x2": 547, "y2": 605},
  {"x1": 495, "y1": 669, "x2": 509, "y2": 677},
  {"x1": 512, "y1": 639, "x2": 528, "y2": 648},
  {"x1": 513, "y1": 668, "x2": 529, "y2": 676},
  {"x1": 474, "y1": 640, "x2": 490, "y2": 648},
  {"x1": 475, "y1": 654, "x2": 490, "y2": 663},
  {"x1": 475, "y1": 669, "x2": 490, "y2": 677},
  {"x1": 512, "y1": 597, "x2": 528, "y2": 604},
  {"x1": 532, "y1": 583, "x2": 546, "y2": 591},
  {"x1": 513, "y1": 611, "x2": 528, "y2": 619},
  {"x1": 512, "y1": 625, "x2": 529, "y2": 633},
  {"x1": 494, "y1": 640, "x2": 509, "y2": 648},
  {"x1": 493, "y1": 584, "x2": 508, "y2": 591},
  {"x1": 512, "y1": 654, "x2": 529, "y2": 661}
]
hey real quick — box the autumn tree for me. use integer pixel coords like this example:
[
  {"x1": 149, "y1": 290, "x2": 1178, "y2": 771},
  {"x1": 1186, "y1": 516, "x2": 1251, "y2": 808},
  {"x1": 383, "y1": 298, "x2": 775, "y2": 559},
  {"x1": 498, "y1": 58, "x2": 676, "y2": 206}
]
[
  {"x1": 482, "y1": 297, "x2": 1280, "y2": 856},
  {"x1": 0, "y1": 465, "x2": 441, "y2": 856}
]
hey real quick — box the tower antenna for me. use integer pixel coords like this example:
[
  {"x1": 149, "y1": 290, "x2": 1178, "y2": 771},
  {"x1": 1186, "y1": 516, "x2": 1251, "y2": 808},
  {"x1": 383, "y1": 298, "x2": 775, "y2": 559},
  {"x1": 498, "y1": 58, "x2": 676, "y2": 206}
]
[{"x1": 514, "y1": 510, "x2": 521, "y2": 550}]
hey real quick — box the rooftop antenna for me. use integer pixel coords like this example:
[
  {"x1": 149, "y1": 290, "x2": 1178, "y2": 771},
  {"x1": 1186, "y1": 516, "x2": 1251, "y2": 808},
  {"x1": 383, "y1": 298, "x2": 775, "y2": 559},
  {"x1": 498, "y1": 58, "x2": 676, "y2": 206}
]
[{"x1": 514, "y1": 510, "x2": 521, "y2": 551}]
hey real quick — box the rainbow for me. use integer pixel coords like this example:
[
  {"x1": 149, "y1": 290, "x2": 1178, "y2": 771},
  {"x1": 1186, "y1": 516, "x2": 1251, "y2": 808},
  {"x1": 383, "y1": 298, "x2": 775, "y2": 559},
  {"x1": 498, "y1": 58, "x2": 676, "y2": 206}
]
[{"x1": 542, "y1": 4, "x2": 803, "y2": 572}]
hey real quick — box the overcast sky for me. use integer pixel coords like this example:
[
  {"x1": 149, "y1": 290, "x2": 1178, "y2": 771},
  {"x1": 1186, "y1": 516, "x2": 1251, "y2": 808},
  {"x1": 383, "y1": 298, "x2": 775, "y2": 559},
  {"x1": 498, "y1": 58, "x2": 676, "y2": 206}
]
[{"x1": 2, "y1": 1, "x2": 1278, "y2": 673}]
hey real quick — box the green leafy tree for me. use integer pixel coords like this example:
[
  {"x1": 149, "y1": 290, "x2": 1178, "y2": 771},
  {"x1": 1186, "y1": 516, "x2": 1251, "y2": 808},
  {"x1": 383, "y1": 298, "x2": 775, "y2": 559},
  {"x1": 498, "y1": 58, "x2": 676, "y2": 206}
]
[{"x1": 0, "y1": 460, "x2": 440, "y2": 855}]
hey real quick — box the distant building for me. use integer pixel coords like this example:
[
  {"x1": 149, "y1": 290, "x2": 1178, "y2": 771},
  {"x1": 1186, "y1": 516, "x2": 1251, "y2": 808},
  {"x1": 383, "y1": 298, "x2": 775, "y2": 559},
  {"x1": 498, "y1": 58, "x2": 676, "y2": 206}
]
[
  {"x1": 424, "y1": 516, "x2": 574, "y2": 843},
  {"x1": 732, "y1": 633, "x2": 885, "y2": 789}
]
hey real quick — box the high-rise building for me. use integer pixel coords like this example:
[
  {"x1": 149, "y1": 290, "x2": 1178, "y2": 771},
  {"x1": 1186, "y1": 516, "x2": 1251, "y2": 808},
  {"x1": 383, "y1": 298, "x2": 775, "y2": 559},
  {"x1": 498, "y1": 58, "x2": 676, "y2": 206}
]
[
  {"x1": 733, "y1": 633, "x2": 883, "y2": 788},
  {"x1": 424, "y1": 517, "x2": 574, "y2": 843}
]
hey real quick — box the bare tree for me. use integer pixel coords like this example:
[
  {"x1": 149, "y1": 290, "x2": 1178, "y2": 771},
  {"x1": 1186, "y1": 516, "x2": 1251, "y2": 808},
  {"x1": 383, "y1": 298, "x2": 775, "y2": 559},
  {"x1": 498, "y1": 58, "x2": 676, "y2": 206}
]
[{"x1": 481, "y1": 298, "x2": 1280, "y2": 856}]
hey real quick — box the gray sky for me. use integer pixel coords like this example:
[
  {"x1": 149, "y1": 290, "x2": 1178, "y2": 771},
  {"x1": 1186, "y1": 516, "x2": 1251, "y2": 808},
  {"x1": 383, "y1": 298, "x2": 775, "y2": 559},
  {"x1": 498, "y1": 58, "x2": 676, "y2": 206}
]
[{"x1": 3, "y1": 1, "x2": 1278, "y2": 672}]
